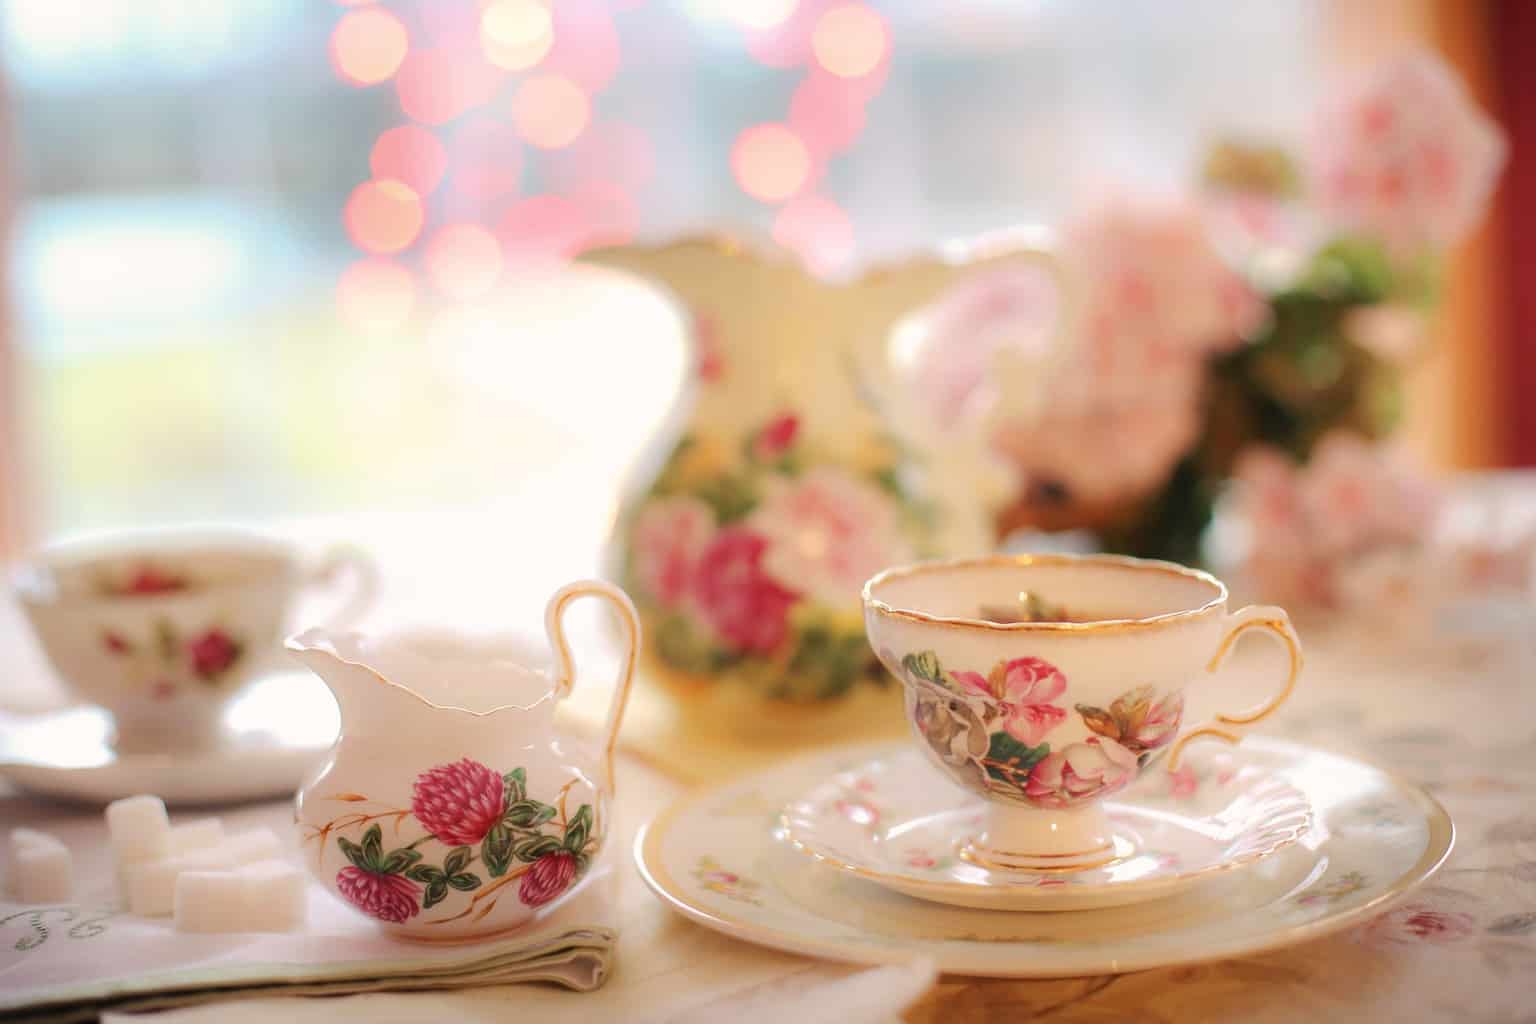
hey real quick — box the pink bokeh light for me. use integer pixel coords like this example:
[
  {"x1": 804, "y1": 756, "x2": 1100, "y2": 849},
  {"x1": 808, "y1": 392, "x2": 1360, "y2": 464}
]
[
  {"x1": 395, "y1": 47, "x2": 504, "y2": 125},
  {"x1": 732, "y1": 123, "x2": 814, "y2": 202},
  {"x1": 772, "y1": 193, "x2": 855, "y2": 275},
  {"x1": 450, "y1": 115, "x2": 524, "y2": 199},
  {"x1": 370, "y1": 124, "x2": 448, "y2": 195}
]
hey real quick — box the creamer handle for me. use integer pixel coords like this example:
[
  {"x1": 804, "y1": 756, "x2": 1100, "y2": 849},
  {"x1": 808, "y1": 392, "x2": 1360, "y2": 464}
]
[
  {"x1": 544, "y1": 579, "x2": 641, "y2": 795},
  {"x1": 1168, "y1": 605, "x2": 1302, "y2": 771}
]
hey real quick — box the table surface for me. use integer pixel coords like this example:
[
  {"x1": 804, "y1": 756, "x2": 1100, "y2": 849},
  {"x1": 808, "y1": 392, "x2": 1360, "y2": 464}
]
[{"x1": 3, "y1": 490, "x2": 1535, "y2": 1022}]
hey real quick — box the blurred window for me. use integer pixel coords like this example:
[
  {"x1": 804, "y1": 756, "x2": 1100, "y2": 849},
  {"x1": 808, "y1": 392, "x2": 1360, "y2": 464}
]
[{"x1": 3, "y1": 0, "x2": 1322, "y2": 537}]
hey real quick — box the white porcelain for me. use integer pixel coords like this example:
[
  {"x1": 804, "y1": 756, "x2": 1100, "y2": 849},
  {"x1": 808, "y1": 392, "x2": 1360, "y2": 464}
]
[
  {"x1": 781, "y1": 746, "x2": 1310, "y2": 911},
  {"x1": 289, "y1": 579, "x2": 639, "y2": 941},
  {"x1": 636, "y1": 738, "x2": 1453, "y2": 977},
  {"x1": 12, "y1": 528, "x2": 376, "y2": 754},
  {"x1": 862, "y1": 553, "x2": 1302, "y2": 871},
  {"x1": 0, "y1": 671, "x2": 337, "y2": 805}
]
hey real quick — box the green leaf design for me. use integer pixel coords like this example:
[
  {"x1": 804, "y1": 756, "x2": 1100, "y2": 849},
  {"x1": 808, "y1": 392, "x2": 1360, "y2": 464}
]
[
  {"x1": 515, "y1": 835, "x2": 562, "y2": 861},
  {"x1": 482, "y1": 824, "x2": 514, "y2": 877},
  {"x1": 564, "y1": 804, "x2": 594, "y2": 853},
  {"x1": 423, "y1": 879, "x2": 449, "y2": 909},
  {"x1": 902, "y1": 651, "x2": 943, "y2": 685},
  {"x1": 503, "y1": 767, "x2": 527, "y2": 805},
  {"x1": 984, "y1": 732, "x2": 1049, "y2": 784},
  {"x1": 447, "y1": 873, "x2": 482, "y2": 892},
  {"x1": 361, "y1": 825, "x2": 384, "y2": 871},
  {"x1": 505, "y1": 800, "x2": 557, "y2": 828},
  {"x1": 155, "y1": 620, "x2": 179, "y2": 663},
  {"x1": 336, "y1": 836, "x2": 371, "y2": 872},
  {"x1": 405, "y1": 864, "x2": 442, "y2": 885},
  {"x1": 1487, "y1": 912, "x2": 1536, "y2": 936},
  {"x1": 380, "y1": 847, "x2": 423, "y2": 876},
  {"x1": 444, "y1": 846, "x2": 472, "y2": 877}
]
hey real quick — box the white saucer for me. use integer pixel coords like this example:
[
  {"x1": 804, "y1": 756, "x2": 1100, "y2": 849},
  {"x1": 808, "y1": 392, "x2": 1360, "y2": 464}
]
[
  {"x1": 635, "y1": 738, "x2": 1453, "y2": 977},
  {"x1": 780, "y1": 747, "x2": 1312, "y2": 911},
  {"x1": 0, "y1": 672, "x2": 337, "y2": 805}
]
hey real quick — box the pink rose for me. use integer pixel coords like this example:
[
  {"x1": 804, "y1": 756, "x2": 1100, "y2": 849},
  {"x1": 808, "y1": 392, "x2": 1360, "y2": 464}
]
[
  {"x1": 631, "y1": 496, "x2": 716, "y2": 606},
  {"x1": 692, "y1": 527, "x2": 798, "y2": 654},
  {"x1": 1360, "y1": 902, "x2": 1478, "y2": 947},
  {"x1": 187, "y1": 629, "x2": 241, "y2": 680},
  {"x1": 1310, "y1": 53, "x2": 1506, "y2": 252},
  {"x1": 410, "y1": 758, "x2": 508, "y2": 847},
  {"x1": 1133, "y1": 691, "x2": 1184, "y2": 751},
  {"x1": 752, "y1": 413, "x2": 800, "y2": 461},
  {"x1": 1024, "y1": 738, "x2": 1139, "y2": 809},
  {"x1": 749, "y1": 467, "x2": 912, "y2": 606},
  {"x1": 336, "y1": 866, "x2": 421, "y2": 923},
  {"x1": 950, "y1": 656, "x2": 1068, "y2": 747},
  {"x1": 520, "y1": 851, "x2": 578, "y2": 907}
]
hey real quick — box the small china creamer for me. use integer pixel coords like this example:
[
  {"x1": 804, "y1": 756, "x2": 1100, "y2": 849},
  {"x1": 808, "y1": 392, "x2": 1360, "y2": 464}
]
[{"x1": 289, "y1": 580, "x2": 638, "y2": 940}]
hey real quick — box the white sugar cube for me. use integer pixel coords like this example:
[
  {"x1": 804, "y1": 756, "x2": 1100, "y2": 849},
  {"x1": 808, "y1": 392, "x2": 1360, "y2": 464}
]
[
  {"x1": 125, "y1": 828, "x2": 291, "y2": 916},
  {"x1": 125, "y1": 846, "x2": 226, "y2": 916},
  {"x1": 238, "y1": 859, "x2": 307, "y2": 932},
  {"x1": 12, "y1": 843, "x2": 74, "y2": 903},
  {"x1": 106, "y1": 795, "x2": 170, "y2": 865},
  {"x1": 173, "y1": 870, "x2": 245, "y2": 933},
  {"x1": 169, "y1": 818, "x2": 225, "y2": 855}
]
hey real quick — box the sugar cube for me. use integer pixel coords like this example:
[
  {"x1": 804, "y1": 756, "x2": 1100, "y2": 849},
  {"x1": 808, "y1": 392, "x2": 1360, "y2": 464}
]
[
  {"x1": 239, "y1": 859, "x2": 307, "y2": 932},
  {"x1": 105, "y1": 795, "x2": 170, "y2": 865},
  {"x1": 219, "y1": 828, "x2": 284, "y2": 865},
  {"x1": 125, "y1": 828, "x2": 291, "y2": 916},
  {"x1": 173, "y1": 870, "x2": 245, "y2": 933},
  {"x1": 169, "y1": 818, "x2": 225, "y2": 855},
  {"x1": 12, "y1": 843, "x2": 74, "y2": 903}
]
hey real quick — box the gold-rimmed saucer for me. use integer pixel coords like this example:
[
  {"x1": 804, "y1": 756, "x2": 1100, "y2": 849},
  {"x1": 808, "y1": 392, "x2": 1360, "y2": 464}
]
[
  {"x1": 778, "y1": 745, "x2": 1311, "y2": 911},
  {"x1": 635, "y1": 738, "x2": 1453, "y2": 977}
]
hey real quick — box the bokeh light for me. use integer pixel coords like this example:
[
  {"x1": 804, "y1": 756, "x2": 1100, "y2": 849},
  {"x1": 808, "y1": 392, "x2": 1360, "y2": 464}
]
[
  {"x1": 772, "y1": 193, "x2": 855, "y2": 276},
  {"x1": 451, "y1": 116, "x2": 524, "y2": 199},
  {"x1": 370, "y1": 125, "x2": 448, "y2": 195},
  {"x1": 539, "y1": 0, "x2": 622, "y2": 93},
  {"x1": 511, "y1": 75, "x2": 591, "y2": 150},
  {"x1": 744, "y1": 0, "x2": 821, "y2": 68},
  {"x1": 789, "y1": 71, "x2": 867, "y2": 156},
  {"x1": 481, "y1": 0, "x2": 554, "y2": 71},
  {"x1": 811, "y1": 3, "x2": 887, "y2": 79},
  {"x1": 499, "y1": 194, "x2": 593, "y2": 264},
  {"x1": 424, "y1": 223, "x2": 505, "y2": 299},
  {"x1": 396, "y1": 48, "x2": 504, "y2": 125},
  {"x1": 343, "y1": 179, "x2": 425, "y2": 254},
  {"x1": 567, "y1": 180, "x2": 637, "y2": 247},
  {"x1": 336, "y1": 259, "x2": 416, "y2": 334},
  {"x1": 731, "y1": 123, "x2": 812, "y2": 202},
  {"x1": 548, "y1": 119, "x2": 655, "y2": 192},
  {"x1": 724, "y1": 0, "x2": 798, "y2": 30},
  {"x1": 329, "y1": 8, "x2": 409, "y2": 87}
]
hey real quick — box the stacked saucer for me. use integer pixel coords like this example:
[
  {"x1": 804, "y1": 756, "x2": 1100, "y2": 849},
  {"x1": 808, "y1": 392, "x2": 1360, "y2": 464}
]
[{"x1": 636, "y1": 739, "x2": 1451, "y2": 976}]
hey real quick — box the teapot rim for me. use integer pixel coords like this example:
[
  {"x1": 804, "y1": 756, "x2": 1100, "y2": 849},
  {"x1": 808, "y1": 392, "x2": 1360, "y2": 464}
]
[{"x1": 286, "y1": 627, "x2": 559, "y2": 718}]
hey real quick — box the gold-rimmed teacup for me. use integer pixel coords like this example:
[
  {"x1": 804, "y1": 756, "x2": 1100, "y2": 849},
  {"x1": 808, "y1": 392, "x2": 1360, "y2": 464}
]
[{"x1": 862, "y1": 553, "x2": 1301, "y2": 872}]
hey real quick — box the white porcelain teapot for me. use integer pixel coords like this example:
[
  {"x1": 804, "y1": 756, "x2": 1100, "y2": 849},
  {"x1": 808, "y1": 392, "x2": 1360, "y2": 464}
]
[{"x1": 288, "y1": 580, "x2": 638, "y2": 940}]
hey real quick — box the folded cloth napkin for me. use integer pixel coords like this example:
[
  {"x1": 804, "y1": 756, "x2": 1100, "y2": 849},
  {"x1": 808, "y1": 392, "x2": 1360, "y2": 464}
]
[{"x1": 0, "y1": 855, "x2": 617, "y2": 1023}]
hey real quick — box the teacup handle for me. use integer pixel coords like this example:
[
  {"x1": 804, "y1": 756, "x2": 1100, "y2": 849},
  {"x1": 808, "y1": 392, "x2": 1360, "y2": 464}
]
[
  {"x1": 1167, "y1": 605, "x2": 1302, "y2": 771},
  {"x1": 544, "y1": 579, "x2": 640, "y2": 795},
  {"x1": 308, "y1": 545, "x2": 379, "y2": 630}
]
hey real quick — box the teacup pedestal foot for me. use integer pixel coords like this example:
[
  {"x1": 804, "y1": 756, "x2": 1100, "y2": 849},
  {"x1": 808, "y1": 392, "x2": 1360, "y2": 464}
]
[{"x1": 960, "y1": 803, "x2": 1125, "y2": 873}]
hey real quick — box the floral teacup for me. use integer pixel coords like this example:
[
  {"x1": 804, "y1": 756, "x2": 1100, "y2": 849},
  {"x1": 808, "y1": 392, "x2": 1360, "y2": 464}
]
[
  {"x1": 13, "y1": 529, "x2": 375, "y2": 753},
  {"x1": 862, "y1": 553, "x2": 1301, "y2": 872}
]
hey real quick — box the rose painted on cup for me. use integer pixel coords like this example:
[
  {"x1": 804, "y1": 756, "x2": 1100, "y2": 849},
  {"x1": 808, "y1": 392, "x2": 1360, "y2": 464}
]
[{"x1": 864, "y1": 554, "x2": 1302, "y2": 872}]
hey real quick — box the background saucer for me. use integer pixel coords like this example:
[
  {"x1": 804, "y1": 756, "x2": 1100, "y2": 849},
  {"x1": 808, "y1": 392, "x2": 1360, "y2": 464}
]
[
  {"x1": 636, "y1": 738, "x2": 1453, "y2": 977},
  {"x1": 0, "y1": 672, "x2": 337, "y2": 805}
]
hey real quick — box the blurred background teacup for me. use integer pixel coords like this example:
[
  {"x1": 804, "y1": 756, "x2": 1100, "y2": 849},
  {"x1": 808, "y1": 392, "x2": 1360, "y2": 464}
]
[{"x1": 12, "y1": 528, "x2": 376, "y2": 754}]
